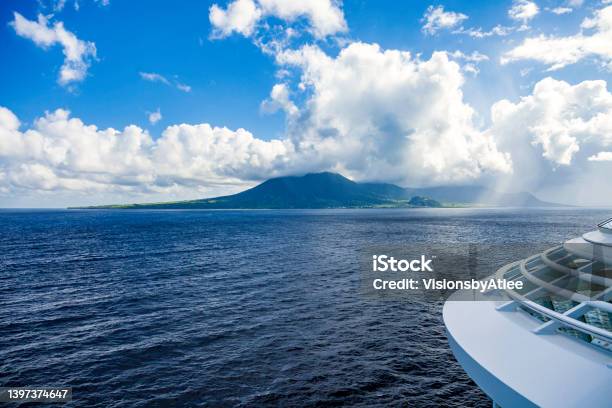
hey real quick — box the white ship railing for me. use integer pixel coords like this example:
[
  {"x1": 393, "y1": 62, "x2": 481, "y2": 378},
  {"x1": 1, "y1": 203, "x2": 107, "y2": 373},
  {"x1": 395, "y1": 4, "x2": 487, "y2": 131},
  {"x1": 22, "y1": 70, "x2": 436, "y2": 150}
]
[
  {"x1": 493, "y1": 252, "x2": 612, "y2": 348},
  {"x1": 541, "y1": 246, "x2": 612, "y2": 288},
  {"x1": 598, "y1": 217, "x2": 612, "y2": 231}
]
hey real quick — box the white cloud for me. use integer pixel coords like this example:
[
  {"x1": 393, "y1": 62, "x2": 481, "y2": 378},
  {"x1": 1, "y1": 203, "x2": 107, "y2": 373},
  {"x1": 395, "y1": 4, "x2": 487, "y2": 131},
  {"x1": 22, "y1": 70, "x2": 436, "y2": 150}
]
[
  {"x1": 148, "y1": 109, "x2": 162, "y2": 125},
  {"x1": 139, "y1": 72, "x2": 191, "y2": 92},
  {"x1": 458, "y1": 24, "x2": 513, "y2": 38},
  {"x1": 209, "y1": 0, "x2": 347, "y2": 39},
  {"x1": 463, "y1": 64, "x2": 480, "y2": 75},
  {"x1": 488, "y1": 77, "x2": 612, "y2": 166},
  {"x1": 260, "y1": 83, "x2": 298, "y2": 115},
  {"x1": 448, "y1": 50, "x2": 489, "y2": 62},
  {"x1": 176, "y1": 83, "x2": 192, "y2": 93},
  {"x1": 588, "y1": 151, "x2": 612, "y2": 161},
  {"x1": 0, "y1": 42, "x2": 516, "y2": 202},
  {"x1": 502, "y1": 6, "x2": 612, "y2": 70},
  {"x1": 7, "y1": 30, "x2": 612, "y2": 205},
  {"x1": 54, "y1": 0, "x2": 67, "y2": 12},
  {"x1": 479, "y1": 76, "x2": 612, "y2": 204},
  {"x1": 209, "y1": 0, "x2": 262, "y2": 37},
  {"x1": 0, "y1": 107, "x2": 293, "y2": 196},
  {"x1": 10, "y1": 13, "x2": 96, "y2": 86},
  {"x1": 276, "y1": 42, "x2": 512, "y2": 185},
  {"x1": 550, "y1": 7, "x2": 573, "y2": 15},
  {"x1": 508, "y1": 0, "x2": 539, "y2": 22},
  {"x1": 421, "y1": 5, "x2": 468, "y2": 35},
  {"x1": 139, "y1": 72, "x2": 170, "y2": 85},
  {"x1": 446, "y1": 51, "x2": 489, "y2": 75},
  {"x1": 257, "y1": 0, "x2": 347, "y2": 38}
]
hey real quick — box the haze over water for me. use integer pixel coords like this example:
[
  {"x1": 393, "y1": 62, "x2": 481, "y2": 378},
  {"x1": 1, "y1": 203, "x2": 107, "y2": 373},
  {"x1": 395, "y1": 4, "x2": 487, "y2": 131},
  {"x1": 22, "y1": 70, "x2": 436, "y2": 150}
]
[{"x1": 1, "y1": 208, "x2": 609, "y2": 407}]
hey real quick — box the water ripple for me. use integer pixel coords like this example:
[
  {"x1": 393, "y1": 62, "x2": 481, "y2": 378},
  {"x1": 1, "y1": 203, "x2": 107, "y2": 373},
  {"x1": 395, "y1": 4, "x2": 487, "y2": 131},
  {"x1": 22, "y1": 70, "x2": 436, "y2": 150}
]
[{"x1": 0, "y1": 208, "x2": 607, "y2": 406}]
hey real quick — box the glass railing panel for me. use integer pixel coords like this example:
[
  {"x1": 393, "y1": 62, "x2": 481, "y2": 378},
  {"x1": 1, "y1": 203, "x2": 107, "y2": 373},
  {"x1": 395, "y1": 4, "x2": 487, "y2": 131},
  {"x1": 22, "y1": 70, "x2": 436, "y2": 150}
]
[
  {"x1": 552, "y1": 277, "x2": 606, "y2": 298},
  {"x1": 513, "y1": 277, "x2": 539, "y2": 295},
  {"x1": 526, "y1": 257, "x2": 544, "y2": 271},
  {"x1": 547, "y1": 247, "x2": 568, "y2": 262},
  {"x1": 503, "y1": 265, "x2": 522, "y2": 280},
  {"x1": 532, "y1": 266, "x2": 565, "y2": 282},
  {"x1": 558, "y1": 256, "x2": 591, "y2": 270},
  {"x1": 582, "y1": 262, "x2": 612, "y2": 280}
]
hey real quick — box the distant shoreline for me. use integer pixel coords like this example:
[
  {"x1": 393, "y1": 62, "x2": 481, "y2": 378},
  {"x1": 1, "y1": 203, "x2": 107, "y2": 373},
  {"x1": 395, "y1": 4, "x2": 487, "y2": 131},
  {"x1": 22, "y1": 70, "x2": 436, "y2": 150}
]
[
  {"x1": 66, "y1": 205, "x2": 578, "y2": 211},
  {"x1": 69, "y1": 172, "x2": 567, "y2": 210}
]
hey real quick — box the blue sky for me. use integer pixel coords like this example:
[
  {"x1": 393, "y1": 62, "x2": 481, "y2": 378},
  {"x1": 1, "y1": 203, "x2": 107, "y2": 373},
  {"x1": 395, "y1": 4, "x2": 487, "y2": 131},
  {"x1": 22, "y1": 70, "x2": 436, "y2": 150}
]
[
  {"x1": 1, "y1": 0, "x2": 284, "y2": 137},
  {"x1": 1, "y1": 0, "x2": 611, "y2": 207},
  {"x1": 0, "y1": 0, "x2": 601, "y2": 135}
]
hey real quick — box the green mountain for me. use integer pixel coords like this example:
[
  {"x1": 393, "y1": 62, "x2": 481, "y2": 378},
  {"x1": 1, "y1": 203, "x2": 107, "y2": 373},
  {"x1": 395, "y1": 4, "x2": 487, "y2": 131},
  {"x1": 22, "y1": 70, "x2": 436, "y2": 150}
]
[
  {"x1": 77, "y1": 172, "x2": 559, "y2": 209},
  {"x1": 408, "y1": 196, "x2": 443, "y2": 207},
  {"x1": 402, "y1": 185, "x2": 557, "y2": 207}
]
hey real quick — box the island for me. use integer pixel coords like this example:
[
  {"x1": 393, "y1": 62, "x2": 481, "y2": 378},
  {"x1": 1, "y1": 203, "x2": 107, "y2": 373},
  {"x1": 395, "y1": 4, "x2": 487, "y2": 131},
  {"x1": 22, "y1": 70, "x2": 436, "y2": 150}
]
[{"x1": 74, "y1": 172, "x2": 558, "y2": 209}]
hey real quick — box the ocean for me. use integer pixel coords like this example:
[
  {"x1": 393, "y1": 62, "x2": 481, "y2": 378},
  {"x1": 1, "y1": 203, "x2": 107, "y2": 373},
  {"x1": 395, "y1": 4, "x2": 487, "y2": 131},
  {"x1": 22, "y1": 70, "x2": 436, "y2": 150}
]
[{"x1": 1, "y1": 208, "x2": 609, "y2": 407}]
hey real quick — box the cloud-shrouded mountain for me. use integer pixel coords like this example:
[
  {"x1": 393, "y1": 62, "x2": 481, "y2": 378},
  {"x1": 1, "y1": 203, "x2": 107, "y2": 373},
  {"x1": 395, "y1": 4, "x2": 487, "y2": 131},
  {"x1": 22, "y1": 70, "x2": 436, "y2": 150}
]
[{"x1": 80, "y1": 172, "x2": 558, "y2": 209}]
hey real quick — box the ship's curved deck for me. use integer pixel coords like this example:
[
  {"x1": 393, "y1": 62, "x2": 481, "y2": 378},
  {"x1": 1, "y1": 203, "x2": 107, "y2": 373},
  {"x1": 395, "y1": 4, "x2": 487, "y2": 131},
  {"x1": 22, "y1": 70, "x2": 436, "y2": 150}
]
[
  {"x1": 444, "y1": 227, "x2": 612, "y2": 407},
  {"x1": 444, "y1": 293, "x2": 612, "y2": 407}
]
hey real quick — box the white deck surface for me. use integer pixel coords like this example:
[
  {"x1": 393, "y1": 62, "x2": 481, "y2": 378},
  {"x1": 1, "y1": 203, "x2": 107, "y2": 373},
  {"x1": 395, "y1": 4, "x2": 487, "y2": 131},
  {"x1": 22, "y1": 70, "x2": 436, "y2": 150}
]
[
  {"x1": 444, "y1": 292, "x2": 612, "y2": 407},
  {"x1": 583, "y1": 230, "x2": 612, "y2": 247}
]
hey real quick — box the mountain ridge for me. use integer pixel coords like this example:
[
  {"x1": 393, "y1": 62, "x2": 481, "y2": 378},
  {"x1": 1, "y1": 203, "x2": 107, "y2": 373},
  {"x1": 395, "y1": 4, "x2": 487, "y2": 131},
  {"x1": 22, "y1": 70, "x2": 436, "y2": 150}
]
[{"x1": 75, "y1": 172, "x2": 562, "y2": 209}]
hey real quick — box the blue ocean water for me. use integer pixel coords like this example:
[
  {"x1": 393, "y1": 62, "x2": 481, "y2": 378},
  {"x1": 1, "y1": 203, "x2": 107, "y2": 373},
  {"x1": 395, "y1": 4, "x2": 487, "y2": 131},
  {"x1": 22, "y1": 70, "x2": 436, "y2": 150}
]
[{"x1": 0, "y1": 208, "x2": 609, "y2": 407}]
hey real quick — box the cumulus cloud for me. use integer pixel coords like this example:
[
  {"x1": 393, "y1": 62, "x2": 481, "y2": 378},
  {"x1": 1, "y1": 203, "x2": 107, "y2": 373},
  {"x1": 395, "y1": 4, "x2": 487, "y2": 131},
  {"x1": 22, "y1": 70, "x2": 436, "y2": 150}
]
[
  {"x1": 487, "y1": 77, "x2": 612, "y2": 167},
  {"x1": 588, "y1": 151, "x2": 612, "y2": 161},
  {"x1": 0, "y1": 107, "x2": 293, "y2": 196},
  {"x1": 139, "y1": 72, "x2": 191, "y2": 92},
  {"x1": 258, "y1": 0, "x2": 346, "y2": 38},
  {"x1": 508, "y1": 0, "x2": 539, "y2": 23},
  {"x1": 421, "y1": 5, "x2": 468, "y2": 35},
  {"x1": 486, "y1": 77, "x2": 612, "y2": 204},
  {"x1": 276, "y1": 42, "x2": 512, "y2": 185},
  {"x1": 260, "y1": 83, "x2": 298, "y2": 116},
  {"x1": 0, "y1": 41, "x2": 517, "y2": 201},
  {"x1": 10, "y1": 13, "x2": 96, "y2": 86},
  {"x1": 148, "y1": 109, "x2": 162, "y2": 125},
  {"x1": 209, "y1": 0, "x2": 347, "y2": 39},
  {"x1": 209, "y1": 0, "x2": 262, "y2": 37},
  {"x1": 8, "y1": 33, "x2": 612, "y2": 205},
  {"x1": 502, "y1": 5, "x2": 612, "y2": 70}
]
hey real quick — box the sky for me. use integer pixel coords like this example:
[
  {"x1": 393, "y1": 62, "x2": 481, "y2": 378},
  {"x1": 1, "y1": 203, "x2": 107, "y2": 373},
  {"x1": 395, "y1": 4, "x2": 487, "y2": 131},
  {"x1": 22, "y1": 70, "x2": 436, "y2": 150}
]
[{"x1": 0, "y1": 0, "x2": 611, "y2": 207}]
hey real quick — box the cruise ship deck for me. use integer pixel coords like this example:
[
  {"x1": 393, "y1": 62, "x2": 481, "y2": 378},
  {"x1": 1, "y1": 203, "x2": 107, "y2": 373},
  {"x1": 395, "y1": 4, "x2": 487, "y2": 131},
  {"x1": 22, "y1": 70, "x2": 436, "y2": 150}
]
[{"x1": 444, "y1": 219, "x2": 612, "y2": 407}]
